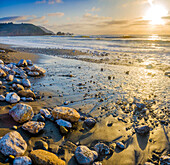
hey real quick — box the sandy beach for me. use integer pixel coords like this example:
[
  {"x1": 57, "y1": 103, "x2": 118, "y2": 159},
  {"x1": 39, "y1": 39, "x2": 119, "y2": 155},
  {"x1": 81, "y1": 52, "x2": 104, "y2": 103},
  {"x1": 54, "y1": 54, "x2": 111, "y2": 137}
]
[{"x1": 0, "y1": 44, "x2": 169, "y2": 165}]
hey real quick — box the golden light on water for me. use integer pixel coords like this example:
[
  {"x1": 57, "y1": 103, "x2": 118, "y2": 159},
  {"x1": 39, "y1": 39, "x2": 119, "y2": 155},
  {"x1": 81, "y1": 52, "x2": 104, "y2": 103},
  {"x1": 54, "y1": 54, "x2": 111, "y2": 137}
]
[{"x1": 144, "y1": 2, "x2": 168, "y2": 25}]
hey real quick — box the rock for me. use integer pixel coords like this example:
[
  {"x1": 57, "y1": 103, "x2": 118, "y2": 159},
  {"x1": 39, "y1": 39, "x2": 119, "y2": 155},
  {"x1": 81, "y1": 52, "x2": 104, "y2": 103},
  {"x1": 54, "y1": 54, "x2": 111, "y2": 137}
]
[
  {"x1": 29, "y1": 149, "x2": 65, "y2": 165},
  {"x1": 0, "y1": 131, "x2": 27, "y2": 156},
  {"x1": 27, "y1": 71, "x2": 40, "y2": 77},
  {"x1": 93, "y1": 162, "x2": 102, "y2": 165},
  {"x1": 0, "y1": 59, "x2": 4, "y2": 64},
  {"x1": 135, "y1": 125, "x2": 150, "y2": 135},
  {"x1": 6, "y1": 74, "x2": 14, "y2": 81},
  {"x1": 12, "y1": 126, "x2": 18, "y2": 130},
  {"x1": 13, "y1": 156, "x2": 32, "y2": 165},
  {"x1": 94, "y1": 143, "x2": 110, "y2": 155},
  {"x1": 0, "y1": 81, "x2": 2, "y2": 85},
  {"x1": 13, "y1": 78, "x2": 22, "y2": 84},
  {"x1": 22, "y1": 121, "x2": 45, "y2": 134},
  {"x1": 116, "y1": 142, "x2": 125, "y2": 149},
  {"x1": 60, "y1": 126, "x2": 68, "y2": 134},
  {"x1": 12, "y1": 84, "x2": 24, "y2": 91},
  {"x1": 160, "y1": 155, "x2": 170, "y2": 165},
  {"x1": 19, "y1": 72, "x2": 28, "y2": 79},
  {"x1": 26, "y1": 60, "x2": 33, "y2": 66},
  {"x1": 84, "y1": 117, "x2": 96, "y2": 129},
  {"x1": 34, "y1": 140, "x2": 48, "y2": 150},
  {"x1": 9, "y1": 103, "x2": 34, "y2": 123},
  {"x1": 0, "y1": 69, "x2": 7, "y2": 77},
  {"x1": 22, "y1": 79, "x2": 31, "y2": 87},
  {"x1": 52, "y1": 107, "x2": 80, "y2": 122},
  {"x1": 75, "y1": 145, "x2": 98, "y2": 165},
  {"x1": 17, "y1": 59, "x2": 27, "y2": 67},
  {"x1": 40, "y1": 109, "x2": 52, "y2": 119},
  {"x1": 144, "y1": 162, "x2": 154, "y2": 165},
  {"x1": 165, "y1": 71, "x2": 170, "y2": 77},
  {"x1": 29, "y1": 65, "x2": 46, "y2": 76},
  {"x1": 6, "y1": 92, "x2": 20, "y2": 103},
  {"x1": 0, "y1": 94, "x2": 5, "y2": 101},
  {"x1": 32, "y1": 114, "x2": 45, "y2": 122},
  {"x1": 56, "y1": 119, "x2": 72, "y2": 128},
  {"x1": 18, "y1": 89, "x2": 35, "y2": 98}
]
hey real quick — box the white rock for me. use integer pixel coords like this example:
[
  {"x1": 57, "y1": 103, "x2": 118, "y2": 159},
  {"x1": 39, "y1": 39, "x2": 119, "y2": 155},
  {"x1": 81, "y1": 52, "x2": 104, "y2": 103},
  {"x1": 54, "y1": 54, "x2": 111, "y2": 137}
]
[
  {"x1": 0, "y1": 131, "x2": 27, "y2": 156},
  {"x1": 75, "y1": 145, "x2": 98, "y2": 165},
  {"x1": 56, "y1": 119, "x2": 72, "y2": 128},
  {"x1": 13, "y1": 156, "x2": 32, "y2": 165},
  {"x1": 6, "y1": 92, "x2": 20, "y2": 103}
]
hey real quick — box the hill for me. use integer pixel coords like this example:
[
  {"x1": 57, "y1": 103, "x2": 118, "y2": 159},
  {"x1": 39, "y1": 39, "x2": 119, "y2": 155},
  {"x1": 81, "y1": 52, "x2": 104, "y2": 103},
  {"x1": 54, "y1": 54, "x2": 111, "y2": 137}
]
[{"x1": 0, "y1": 23, "x2": 54, "y2": 36}]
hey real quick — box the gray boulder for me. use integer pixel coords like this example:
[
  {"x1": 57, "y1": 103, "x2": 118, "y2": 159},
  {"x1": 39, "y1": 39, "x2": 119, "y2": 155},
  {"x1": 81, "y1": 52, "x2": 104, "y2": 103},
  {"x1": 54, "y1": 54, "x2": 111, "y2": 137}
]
[{"x1": 0, "y1": 131, "x2": 27, "y2": 156}]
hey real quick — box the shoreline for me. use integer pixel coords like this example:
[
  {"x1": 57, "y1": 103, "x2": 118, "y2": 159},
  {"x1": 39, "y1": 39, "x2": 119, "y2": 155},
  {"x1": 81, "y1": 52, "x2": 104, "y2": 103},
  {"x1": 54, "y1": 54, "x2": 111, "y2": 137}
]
[{"x1": 0, "y1": 43, "x2": 169, "y2": 165}]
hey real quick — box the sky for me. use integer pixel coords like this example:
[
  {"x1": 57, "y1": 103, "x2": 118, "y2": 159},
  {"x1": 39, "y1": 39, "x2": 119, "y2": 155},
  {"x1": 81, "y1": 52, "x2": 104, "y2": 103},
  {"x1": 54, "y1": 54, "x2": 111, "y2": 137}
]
[{"x1": 0, "y1": 0, "x2": 170, "y2": 35}]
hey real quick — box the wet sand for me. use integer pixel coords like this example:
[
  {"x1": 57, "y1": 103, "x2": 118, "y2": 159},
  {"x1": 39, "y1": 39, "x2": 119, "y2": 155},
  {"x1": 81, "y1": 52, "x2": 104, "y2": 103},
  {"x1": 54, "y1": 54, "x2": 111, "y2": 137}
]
[{"x1": 0, "y1": 44, "x2": 169, "y2": 165}]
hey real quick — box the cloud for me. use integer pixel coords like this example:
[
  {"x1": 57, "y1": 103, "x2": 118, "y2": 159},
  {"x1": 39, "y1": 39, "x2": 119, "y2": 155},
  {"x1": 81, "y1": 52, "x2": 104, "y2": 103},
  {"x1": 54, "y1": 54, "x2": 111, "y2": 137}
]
[
  {"x1": 0, "y1": 15, "x2": 47, "y2": 25},
  {"x1": 47, "y1": 12, "x2": 64, "y2": 17},
  {"x1": 83, "y1": 13, "x2": 112, "y2": 21},
  {"x1": 0, "y1": 16, "x2": 30, "y2": 22},
  {"x1": 35, "y1": 0, "x2": 62, "y2": 4},
  {"x1": 87, "y1": 7, "x2": 100, "y2": 12},
  {"x1": 26, "y1": 16, "x2": 46, "y2": 23}
]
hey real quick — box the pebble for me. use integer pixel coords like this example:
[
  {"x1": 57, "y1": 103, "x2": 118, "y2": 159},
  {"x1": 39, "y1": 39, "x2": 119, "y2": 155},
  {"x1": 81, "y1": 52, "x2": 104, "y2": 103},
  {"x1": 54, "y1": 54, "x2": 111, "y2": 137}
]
[
  {"x1": 40, "y1": 109, "x2": 52, "y2": 119},
  {"x1": 160, "y1": 155, "x2": 170, "y2": 165},
  {"x1": 22, "y1": 78, "x2": 31, "y2": 87},
  {"x1": 9, "y1": 103, "x2": 34, "y2": 123},
  {"x1": 29, "y1": 149, "x2": 65, "y2": 165},
  {"x1": 84, "y1": 117, "x2": 96, "y2": 129},
  {"x1": 52, "y1": 106, "x2": 80, "y2": 122},
  {"x1": 0, "y1": 94, "x2": 5, "y2": 101},
  {"x1": 75, "y1": 145, "x2": 98, "y2": 165},
  {"x1": 94, "y1": 143, "x2": 110, "y2": 155},
  {"x1": 56, "y1": 119, "x2": 72, "y2": 128},
  {"x1": 116, "y1": 142, "x2": 125, "y2": 149},
  {"x1": 0, "y1": 131, "x2": 27, "y2": 156},
  {"x1": 22, "y1": 121, "x2": 45, "y2": 134},
  {"x1": 12, "y1": 126, "x2": 18, "y2": 130},
  {"x1": 13, "y1": 156, "x2": 32, "y2": 165},
  {"x1": 5, "y1": 92, "x2": 20, "y2": 103},
  {"x1": 60, "y1": 126, "x2": 68, "y2": 134},
  {"x1": 34, "y1": 140, "x2": 48, "y2": 150}
]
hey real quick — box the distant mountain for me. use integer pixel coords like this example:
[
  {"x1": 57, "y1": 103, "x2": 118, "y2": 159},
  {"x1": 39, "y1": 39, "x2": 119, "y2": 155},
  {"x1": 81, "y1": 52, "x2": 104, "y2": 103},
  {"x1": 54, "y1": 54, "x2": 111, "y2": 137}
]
[{"x1": 0, "y1": 23, "x2": 54, "y2": 36}]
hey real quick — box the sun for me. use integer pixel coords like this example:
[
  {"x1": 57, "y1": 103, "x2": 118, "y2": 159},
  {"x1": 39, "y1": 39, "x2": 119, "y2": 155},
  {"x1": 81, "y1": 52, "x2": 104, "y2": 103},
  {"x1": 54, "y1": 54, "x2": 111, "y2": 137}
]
[{"x1": 144, "y1": 4, "x2": 168, "y2": 25}]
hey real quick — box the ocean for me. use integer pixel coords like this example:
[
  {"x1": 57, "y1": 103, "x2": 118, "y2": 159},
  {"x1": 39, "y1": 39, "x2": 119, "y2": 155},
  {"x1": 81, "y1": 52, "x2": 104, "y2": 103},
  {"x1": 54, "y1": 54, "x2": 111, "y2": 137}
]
[{"x1": 0, "y1": 35, "x2": 170, "y2": 70}]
